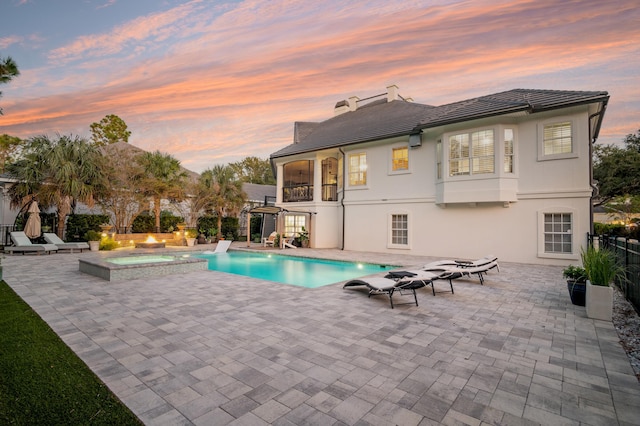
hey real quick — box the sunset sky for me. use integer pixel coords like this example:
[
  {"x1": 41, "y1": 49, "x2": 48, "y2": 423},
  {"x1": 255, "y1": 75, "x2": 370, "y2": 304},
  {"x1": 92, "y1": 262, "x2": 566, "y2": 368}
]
[{"x1": 1, "y1": 0, "x2": 639, "y2": 173}]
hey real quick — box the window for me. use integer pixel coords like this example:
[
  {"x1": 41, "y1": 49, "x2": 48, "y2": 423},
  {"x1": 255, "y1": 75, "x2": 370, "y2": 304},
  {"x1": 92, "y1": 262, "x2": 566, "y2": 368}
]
[
  {"x1": 391, "y1": 147, "x2": 408, "y2": 171},
  {"x1": 391, "y1": 214, "x2": 408, "y2": 246},
  {"x1": 504, "y1": 129, "x2": 514, "y2": 173},
  {"x1": 321, "y1": 157, "x2": 338, "y2": 201},
  {"x1": 449, "y1": 129, "x2": 494, "y2": 176},
  {"x1": 544, "y1": 213, "x2": 572, "y2": 254},
  {"x1": 348, "y1": 153, "x2": 367, "y2": 186},
  {"x1": 472, "y1": 130, "x2": 494, "y2": 174},
  {"x1": 543, "y1": 122, "x2": 572, "y2": 155},
  {"x1": 284, "y1": 215, "x2": 306, "y2": 238},
  {"x1": 449, "y1": 133, "x2": 469, "y2": 176}
]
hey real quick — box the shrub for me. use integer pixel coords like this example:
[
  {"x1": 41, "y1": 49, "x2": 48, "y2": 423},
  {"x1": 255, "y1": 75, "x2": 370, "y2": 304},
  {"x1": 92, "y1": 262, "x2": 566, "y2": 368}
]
[
  {"x1": 580, "y1": 246, "x2": 624, "y2": 287},
  {"x1": 562, "y1": 265, "x2": 587, "y2": 282},
  {"x1": 84, "y1": 230, "x2": 102, "y2": 241},
  {"x1": 99, "y1": 238, "x2": 119, "y2": 251},
  {"x1": 66, "y1": 214, "x2": 109, "y2": 242}
]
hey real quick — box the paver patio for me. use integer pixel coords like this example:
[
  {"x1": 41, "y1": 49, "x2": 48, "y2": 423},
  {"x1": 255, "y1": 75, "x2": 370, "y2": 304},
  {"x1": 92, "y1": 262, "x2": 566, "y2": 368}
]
[{"x1": 3, "y1": 245, "x2": 639, "y2": 425}]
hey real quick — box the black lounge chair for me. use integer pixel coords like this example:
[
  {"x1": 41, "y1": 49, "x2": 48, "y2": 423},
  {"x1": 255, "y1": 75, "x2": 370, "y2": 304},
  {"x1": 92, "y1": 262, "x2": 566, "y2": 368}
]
[{"x1": 343, "y1": 270, "x2": 459, "y2": 308}]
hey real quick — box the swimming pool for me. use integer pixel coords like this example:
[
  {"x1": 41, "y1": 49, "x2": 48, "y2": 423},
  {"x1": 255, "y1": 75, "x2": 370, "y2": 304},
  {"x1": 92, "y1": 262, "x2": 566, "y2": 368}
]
[{"x1": 195, "y1": 251, "x2": 394, "y2": 288}]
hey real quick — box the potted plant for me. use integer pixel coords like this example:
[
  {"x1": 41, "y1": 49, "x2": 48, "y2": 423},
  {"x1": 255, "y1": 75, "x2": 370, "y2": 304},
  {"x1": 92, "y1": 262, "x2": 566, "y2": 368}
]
[
  {"x1": 85, "y1": 230, "x2": 102, "y2": 252},
  {"x1": 197, "y1": 229, "x2": 207, "y2": 245},
  {"x1": 581, "y1": 246, "x2": 624, "y2": 321},
  {"x1": 185, "y1": 229, "x2": 197, "y2": 247},
  {"x1": 298, "y1": 227, "x2": 309, "y2": 248},
  {"x1": 563, "y1": 265, "x2": 587, "y2": 306}
]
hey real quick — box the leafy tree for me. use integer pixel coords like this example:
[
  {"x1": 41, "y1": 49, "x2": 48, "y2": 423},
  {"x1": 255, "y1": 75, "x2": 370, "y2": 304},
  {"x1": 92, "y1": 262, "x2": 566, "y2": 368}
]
[
  {"x1": 199, "y1": 164, "x2": 246, "y2": 238},
  {"x1": 6, "y1": 134, "x2": 106, "y2": 237},
  {"x1": 95, "y1": 143, "x2": 148, "y2": 232},
  {"x1": 0, "y1": 134, "x2": 23, "y2": 172},
  {"x1": 602, "y1": 195, "x2": 640, "y2": 225},
  {"x1": 229, "y1": 156, "x2": 275, "y2": 185},
  {"x1": 593, "y1": 129, "x2": 640, "y2": 204},
  {"x1": 0, "y1": 55, "x2": 19, "y2": 115},
  {"x1": 136, "y1": 150, "x2": 187, "y2": 231},
  {"x1": 89, "y1": 114, "x2": 131, "y2": 146}
]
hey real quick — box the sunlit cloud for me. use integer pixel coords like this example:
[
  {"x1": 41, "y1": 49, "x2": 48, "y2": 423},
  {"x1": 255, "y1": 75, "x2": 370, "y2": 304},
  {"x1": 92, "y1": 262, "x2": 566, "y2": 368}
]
[
  {"x1": 1, "y1": 0, "x2": 639, "y2": 171},
  {"x1": 48, "y1": 0, "x2": 209, "y2": 64},
  {"x1": 0, "y1": 35, "x2": 22, "y2": 49}
]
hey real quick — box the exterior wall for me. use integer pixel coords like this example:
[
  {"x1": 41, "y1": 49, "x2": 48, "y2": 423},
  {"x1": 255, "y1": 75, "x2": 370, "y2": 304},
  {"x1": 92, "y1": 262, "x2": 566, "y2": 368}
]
[{"x1": 274, "y1": 106, "x2": 595, "y2": 265}]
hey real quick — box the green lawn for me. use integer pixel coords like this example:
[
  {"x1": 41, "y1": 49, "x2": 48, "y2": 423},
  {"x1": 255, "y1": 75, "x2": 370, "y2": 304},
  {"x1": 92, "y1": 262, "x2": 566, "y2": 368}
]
[{"x1": 0, "y1": 280, "x2": 142, "y2": 425}]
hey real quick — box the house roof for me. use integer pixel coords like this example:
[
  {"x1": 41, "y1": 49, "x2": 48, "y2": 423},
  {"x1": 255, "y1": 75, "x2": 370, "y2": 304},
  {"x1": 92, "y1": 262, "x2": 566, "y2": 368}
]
[
  {"x1": 271, "y1": 88, "x2": 609, "y2": 159},
  {"x1": 242, "y1": 182, "x2": 276, "y2": 203}
]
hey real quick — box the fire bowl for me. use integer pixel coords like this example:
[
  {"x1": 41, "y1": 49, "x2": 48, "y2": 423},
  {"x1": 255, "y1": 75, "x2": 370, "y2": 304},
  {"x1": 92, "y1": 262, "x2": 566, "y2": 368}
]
[{"x1": 135, "y1": 241, "x2": 166, "y2": 249}]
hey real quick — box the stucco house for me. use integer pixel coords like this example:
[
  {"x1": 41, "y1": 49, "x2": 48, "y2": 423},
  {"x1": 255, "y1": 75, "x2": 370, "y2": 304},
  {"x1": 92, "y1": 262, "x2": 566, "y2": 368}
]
[{"x1": 269, "y1": 85, "x2": 609, "y2": 265}]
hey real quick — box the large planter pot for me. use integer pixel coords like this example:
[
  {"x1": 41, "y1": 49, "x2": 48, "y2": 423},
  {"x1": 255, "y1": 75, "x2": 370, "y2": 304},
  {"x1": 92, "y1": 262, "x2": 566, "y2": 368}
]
[
  {"x1": 89, "y1": 241, "x2": 100, "y2": 252},
  {"x1": 567, "y1": 280, "x2": 586, "y2": 306},
  {"x1": 186, "y1": 238, "x2": 196, "y2": 247},
  {"x1": 586, "y1": 280, "x2": 613, "y2": 321}
]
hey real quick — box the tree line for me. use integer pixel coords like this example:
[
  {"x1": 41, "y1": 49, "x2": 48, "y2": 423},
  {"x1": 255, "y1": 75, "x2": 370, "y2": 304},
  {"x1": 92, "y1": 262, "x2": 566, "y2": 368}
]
[{"x1": 1, "y1": 114, "x2": 274, "y2": 238}]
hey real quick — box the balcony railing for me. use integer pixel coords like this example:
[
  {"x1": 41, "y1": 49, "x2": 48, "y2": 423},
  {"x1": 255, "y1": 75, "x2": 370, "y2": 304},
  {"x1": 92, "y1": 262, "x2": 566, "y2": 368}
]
[
  {"x1": 322, "y1": 184, "x2": 337, "y2": 201},
  {"x1": 283, "y1": 185, "x2": 313, "y2": 202}
]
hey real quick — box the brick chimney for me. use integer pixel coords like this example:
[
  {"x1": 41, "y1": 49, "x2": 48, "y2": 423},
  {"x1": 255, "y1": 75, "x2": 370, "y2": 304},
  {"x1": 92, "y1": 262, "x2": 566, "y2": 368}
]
[{"x1": 387, "y1": 84, "x2": 399, "y2": 102}]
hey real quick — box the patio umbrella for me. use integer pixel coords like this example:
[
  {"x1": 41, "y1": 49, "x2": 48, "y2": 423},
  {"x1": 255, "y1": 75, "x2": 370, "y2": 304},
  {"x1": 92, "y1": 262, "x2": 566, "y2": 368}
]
[{"x1": 24, "y1": 200, "x2": 41, "y2": 239}]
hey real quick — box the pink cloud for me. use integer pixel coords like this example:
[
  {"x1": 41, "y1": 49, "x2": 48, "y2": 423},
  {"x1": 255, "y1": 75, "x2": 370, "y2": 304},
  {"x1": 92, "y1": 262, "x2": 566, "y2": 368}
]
[{"x1": 1, "y1": 0, "x2": 639, "y2": 171}]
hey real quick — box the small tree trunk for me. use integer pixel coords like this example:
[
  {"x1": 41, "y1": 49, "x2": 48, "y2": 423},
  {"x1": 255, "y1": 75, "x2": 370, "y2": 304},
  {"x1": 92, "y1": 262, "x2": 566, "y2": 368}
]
[{"x1": 154, "y1": 196, "x2": 161, "y2": 231}]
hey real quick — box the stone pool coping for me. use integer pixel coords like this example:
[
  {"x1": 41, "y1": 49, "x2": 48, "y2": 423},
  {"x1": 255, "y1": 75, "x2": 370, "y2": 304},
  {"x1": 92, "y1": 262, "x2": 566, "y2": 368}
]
[{"x1": 79, "y1": 253, "x2": 207, "y2": 281}]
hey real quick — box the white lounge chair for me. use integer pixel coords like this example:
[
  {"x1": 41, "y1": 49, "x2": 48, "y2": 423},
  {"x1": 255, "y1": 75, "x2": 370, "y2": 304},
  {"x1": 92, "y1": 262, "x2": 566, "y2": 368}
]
[
  {"x1": 424, "y1": 255, "x2": 499, "y2": 271},
  {"x1": 424, "y1": 256, "x2": 499, "y2": 285},
  {"x1": 283, "y1": 235, "x2": 296, "y2": 249},
  {"x1": 6, "y1": 231, "x2": 58, "y2": 255},
  {"x1": 262, "y1": 232, "x2": 277, "y2": 247},
  {"x1": 214, "y1": 240, "x2": 232, "y2": 253},
  {"x1": 43, "y1": 233, "x2": 90, "y2": 253}
]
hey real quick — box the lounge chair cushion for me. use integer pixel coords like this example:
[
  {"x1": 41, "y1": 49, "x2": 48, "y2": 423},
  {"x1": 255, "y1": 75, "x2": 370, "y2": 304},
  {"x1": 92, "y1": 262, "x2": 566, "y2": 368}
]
[
  {"x1": 43, "y1": 233, "x2": 90, "y2": 252},
  {"x1": 7, "y1": 231, "x2": 58, "y2": 255}
]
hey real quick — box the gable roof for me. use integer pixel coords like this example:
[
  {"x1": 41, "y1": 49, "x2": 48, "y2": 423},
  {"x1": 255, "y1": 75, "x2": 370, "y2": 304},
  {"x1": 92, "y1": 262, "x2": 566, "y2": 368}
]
[{"x1": 271, "y1": 89, "x2": 609, "y2": 159}]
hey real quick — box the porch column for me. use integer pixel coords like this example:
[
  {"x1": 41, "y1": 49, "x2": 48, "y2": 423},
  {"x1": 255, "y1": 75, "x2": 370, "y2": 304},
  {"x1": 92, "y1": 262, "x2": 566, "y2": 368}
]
[
  {"x1": 313, "y1": 157, "x2": 322, "y2": 202},
  {"x1": 276, "y1": 163, "x2": 284, "y2": 204}
]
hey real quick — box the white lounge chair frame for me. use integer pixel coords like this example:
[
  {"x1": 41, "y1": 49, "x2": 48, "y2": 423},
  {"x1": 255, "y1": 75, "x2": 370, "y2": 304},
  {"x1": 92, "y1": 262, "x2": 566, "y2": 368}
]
[
  {"x1": 43, "y1": 233, "x2": 90, "y2": 253},
  {"x1": 6, "y1": 231, "x2": 58, "y2": 255}
]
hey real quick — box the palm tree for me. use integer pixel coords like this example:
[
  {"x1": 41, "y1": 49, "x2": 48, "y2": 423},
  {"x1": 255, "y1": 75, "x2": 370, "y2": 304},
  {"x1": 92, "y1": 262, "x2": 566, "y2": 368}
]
[
  {"x1": 200, "y1": 164, "x2": 246, "y2": 238},
  {"x1": 0, "y1": 56, "x2": 20, "y2": 115},
  {"x1": 136, "y1": 150, "x2": 187, "y2": 231},
  {"x1": 6, "y1": 134, "x2": 106, "y2": 237}
]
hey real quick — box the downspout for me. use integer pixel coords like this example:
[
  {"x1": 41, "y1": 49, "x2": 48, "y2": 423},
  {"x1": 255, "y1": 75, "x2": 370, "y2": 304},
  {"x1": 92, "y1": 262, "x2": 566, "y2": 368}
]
[
  {"x1": 339, "y1": 147, "x2": 346, "y2": 250},
  {"x1": 588, "y1": 99, "x2": 608, "y2": 236}
]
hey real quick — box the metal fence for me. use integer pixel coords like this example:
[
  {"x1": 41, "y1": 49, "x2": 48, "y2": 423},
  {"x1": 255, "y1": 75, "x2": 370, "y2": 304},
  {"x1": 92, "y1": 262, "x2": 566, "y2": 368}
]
[
  {"x1": 588, "y1": 233, "x2": 640, "y2": 314},
  {"x1": 0, "y1": 224, "x2": 16, "y2": 247}
]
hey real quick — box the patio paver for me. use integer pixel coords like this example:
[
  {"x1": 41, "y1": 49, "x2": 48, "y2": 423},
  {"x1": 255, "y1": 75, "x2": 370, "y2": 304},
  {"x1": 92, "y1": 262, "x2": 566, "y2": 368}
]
[{"x1": 3, "y1": 245, "x2": 639, "y2": 425}]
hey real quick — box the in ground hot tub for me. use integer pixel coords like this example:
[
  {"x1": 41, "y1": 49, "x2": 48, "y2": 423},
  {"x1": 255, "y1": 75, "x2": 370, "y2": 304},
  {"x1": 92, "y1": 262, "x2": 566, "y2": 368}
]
[{"x1": 79, "y1": 254, "x2": 207, "y2": 281}]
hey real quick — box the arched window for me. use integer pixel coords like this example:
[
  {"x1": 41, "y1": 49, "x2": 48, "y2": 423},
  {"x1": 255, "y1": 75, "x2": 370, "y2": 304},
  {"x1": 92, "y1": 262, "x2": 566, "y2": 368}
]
[{"x1": 283, "y1": 160, "x2": 314, "y2": 202}]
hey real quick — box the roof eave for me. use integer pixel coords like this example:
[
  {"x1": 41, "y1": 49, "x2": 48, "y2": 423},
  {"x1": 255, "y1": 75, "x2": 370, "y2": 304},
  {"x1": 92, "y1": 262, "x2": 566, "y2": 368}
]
[
  {"x1": 412, "y1": 105, "x2": 529, "y2": 132},
  {"x1": 270, "y1": 130, "x2": 414, "y2": 160}
]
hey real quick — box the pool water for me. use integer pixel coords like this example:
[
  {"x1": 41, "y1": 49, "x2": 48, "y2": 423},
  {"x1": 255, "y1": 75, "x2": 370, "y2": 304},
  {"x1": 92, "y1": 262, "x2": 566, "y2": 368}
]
[{"x1": 195, "y1": 251, "x2": 394, "y2": 288}]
